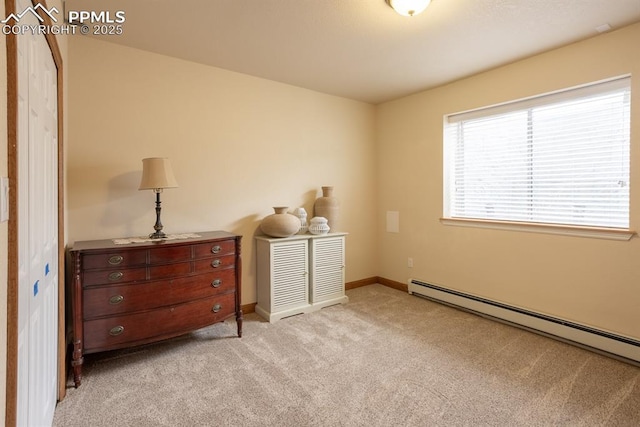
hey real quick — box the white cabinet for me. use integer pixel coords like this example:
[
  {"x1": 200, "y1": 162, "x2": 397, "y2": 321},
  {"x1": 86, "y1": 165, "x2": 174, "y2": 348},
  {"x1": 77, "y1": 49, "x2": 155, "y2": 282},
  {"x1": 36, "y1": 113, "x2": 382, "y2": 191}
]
[{"x1": 255, "y1": 233, "x2": 348, "y2": 323}]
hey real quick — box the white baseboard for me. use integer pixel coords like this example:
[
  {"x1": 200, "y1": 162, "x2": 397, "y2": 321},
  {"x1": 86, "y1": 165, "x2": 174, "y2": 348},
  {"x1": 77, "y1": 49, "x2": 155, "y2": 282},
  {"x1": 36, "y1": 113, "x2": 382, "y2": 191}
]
[
  {"x1": 408, "y1": 279, "x2": 640, "y2": 365},
  {"x1": 255, "y1": 296, "x2": 349, "y2": 323}
]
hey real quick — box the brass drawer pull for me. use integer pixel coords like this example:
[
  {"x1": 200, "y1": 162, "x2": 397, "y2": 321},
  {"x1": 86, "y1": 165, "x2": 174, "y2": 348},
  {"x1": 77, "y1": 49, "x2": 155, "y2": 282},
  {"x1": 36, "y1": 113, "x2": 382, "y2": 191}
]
[
  {"x1": 108, "y1": 271, "x2": 124, "y2": 281},
  {"x1": 211, "y1": 279, "x2": 222, "y2": 288},
  {"x1": 108, "y1": 255, "x2": 124, "y2": 265},
  {"x1": 211, "y1": 259, "x2": 222, "y2": 268},
  {"x1": 211, "y1": 245, "x2": 222, "y2": 254},
  {"x1": 109, "y1": 325, "x2": 124, "y2": 336},
  {"x1": 109, "y1": 295, "x2": 124, "y2": 305},
  {"x1": 212, "y1": 304, "x2": 222, "y2": 313}
]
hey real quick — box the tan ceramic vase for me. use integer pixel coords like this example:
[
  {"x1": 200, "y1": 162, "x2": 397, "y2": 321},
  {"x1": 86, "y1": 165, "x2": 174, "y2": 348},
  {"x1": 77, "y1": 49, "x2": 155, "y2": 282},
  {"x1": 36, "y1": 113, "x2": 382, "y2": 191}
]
[
  {"x1": 260, "y1": 207, "x2": 301, "y2": 238},
  {"x1": 314, "y1": 186, "x2": 339, "y2": 232}
]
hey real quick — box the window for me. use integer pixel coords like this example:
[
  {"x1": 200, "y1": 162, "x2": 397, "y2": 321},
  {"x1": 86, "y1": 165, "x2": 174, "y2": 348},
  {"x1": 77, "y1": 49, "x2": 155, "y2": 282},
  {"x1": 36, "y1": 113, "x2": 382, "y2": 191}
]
[{"x1": 444, "y1": 77, "x2": 631, "y2": 230}]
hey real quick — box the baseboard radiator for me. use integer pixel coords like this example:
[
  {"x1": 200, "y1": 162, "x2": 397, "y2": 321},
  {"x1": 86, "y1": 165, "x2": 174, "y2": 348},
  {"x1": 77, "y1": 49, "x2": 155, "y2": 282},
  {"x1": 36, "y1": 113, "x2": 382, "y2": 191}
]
[{"x1": 408, "y1": 279, "x2": 640, "y2": 365}]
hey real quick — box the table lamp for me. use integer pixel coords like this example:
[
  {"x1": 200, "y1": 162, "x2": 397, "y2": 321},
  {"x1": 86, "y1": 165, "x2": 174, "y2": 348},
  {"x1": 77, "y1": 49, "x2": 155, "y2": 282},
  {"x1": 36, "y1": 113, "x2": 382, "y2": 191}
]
[{"x1": 139, "y1": 157, "x2": 178, "y2": 239}]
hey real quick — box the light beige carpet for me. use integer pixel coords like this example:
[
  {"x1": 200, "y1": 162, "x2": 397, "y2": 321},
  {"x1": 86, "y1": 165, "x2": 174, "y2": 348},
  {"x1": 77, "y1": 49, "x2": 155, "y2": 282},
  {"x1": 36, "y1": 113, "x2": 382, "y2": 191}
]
[{"x1": 53, "y1": 284, "x2": 640, "y2": 426}]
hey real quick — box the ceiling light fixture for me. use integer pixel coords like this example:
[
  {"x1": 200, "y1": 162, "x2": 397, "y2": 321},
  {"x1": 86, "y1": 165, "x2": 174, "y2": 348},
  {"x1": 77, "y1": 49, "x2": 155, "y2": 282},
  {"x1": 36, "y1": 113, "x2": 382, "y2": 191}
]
[{"x1": 385, "y1": 0, "x2": 431, "y2": 17}]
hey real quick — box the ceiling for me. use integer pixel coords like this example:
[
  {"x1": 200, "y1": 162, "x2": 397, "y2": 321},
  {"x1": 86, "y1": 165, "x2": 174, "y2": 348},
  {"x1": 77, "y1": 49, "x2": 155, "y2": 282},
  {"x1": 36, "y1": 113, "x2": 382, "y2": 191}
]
[{"x1": 67, "y1": 0, "x2": 640, "y2": 104}]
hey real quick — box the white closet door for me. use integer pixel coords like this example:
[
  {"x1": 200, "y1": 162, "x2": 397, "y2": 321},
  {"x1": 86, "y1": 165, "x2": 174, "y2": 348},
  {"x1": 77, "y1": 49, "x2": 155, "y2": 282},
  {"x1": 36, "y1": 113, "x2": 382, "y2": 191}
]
[{"x1": 16, "y1": 0, "x2": 59, "y2": 424}]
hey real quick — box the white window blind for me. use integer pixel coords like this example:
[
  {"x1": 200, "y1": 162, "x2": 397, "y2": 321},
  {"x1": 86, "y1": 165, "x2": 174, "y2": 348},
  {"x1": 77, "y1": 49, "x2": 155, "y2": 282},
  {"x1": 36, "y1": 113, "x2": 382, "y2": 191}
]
[{"x1": 444, "y1": 77, "x2": 631, "y2": 229}]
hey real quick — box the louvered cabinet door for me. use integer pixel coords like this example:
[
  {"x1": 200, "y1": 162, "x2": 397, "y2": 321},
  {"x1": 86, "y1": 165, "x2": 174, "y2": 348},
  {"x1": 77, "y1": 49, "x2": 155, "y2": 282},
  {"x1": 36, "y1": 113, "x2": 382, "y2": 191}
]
[
  {"x1": 309, "y1": 235, "x2": 345, "y2": 304},
  {"x1": 271, "y1": 240, "x2": 309, "y2": 311},
  {"x1": 255, "y1": 236, "x2": 311, "y2": 322}
]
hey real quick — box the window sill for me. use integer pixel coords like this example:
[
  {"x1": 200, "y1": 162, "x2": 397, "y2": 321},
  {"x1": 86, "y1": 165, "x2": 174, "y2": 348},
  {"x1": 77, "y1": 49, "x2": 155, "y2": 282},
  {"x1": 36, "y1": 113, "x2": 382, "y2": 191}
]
[{"x1": 440, "y1": 218, "x2": 636, "y2": 241}]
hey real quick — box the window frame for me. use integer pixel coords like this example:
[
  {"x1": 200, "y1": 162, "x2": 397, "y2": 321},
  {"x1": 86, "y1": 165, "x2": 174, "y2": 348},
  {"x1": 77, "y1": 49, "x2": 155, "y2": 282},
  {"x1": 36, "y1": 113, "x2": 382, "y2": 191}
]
[{"x1": 442, "y1": 76, "x2": 634, "y2": 240}]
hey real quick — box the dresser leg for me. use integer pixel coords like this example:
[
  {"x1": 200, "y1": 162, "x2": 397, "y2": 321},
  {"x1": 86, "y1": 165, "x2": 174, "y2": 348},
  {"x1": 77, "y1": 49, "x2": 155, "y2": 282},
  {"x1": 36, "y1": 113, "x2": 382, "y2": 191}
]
[
  {"x1": 71, "y1": 339, "x2": 84, "y2": 387},
  {"x1": 71, "y1": 357, "x2": 83, "y2": 387},
  {"x1": 236, "y1": 310, "x2": 243, "y2": 338}
]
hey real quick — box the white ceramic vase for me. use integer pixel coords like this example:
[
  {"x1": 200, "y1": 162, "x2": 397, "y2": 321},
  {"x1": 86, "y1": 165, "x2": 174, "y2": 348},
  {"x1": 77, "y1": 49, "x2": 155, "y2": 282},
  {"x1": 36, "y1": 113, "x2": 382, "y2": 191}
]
[
  {"x1": 308, "y1": 216, "x2": 330, "y2": 235},
  {"x1": 294, "y1": 207, "x2": 308, "y2": 234}
]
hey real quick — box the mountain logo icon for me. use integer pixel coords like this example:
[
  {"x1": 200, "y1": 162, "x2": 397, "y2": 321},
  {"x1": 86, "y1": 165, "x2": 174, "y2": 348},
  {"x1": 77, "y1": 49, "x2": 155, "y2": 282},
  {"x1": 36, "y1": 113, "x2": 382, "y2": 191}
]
[{"x1": 1, "y1": 3, "x2": 59, "y2": 24}]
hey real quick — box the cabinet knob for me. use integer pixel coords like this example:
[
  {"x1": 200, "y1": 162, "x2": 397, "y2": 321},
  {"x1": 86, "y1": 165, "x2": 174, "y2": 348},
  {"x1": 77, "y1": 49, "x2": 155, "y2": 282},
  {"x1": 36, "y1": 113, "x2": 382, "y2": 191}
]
[
  {"x1": 108, "y1": 255, "x2": 124, "y2": 265},
  {"x1": 109, "y1": 295, "x2": 124, "y2": 305},
  {"x1": 108, "y1": 271, "x2": 124, "y2": 281},
  {"x1": 212, "y1": 304, "x2": 222, "y2": 313},
  {"x1": 109, "y1": 325, "x2": 124, "y2": 336},
  {"x1": 211, "y1": 259, "x2": 222, "y2": 268},
  {"x1": 211, "y1": 279, "x2": 222, "y2": 288},
  {"x1": 211, "y1": 245, "x2": 222, "y2": 254}
]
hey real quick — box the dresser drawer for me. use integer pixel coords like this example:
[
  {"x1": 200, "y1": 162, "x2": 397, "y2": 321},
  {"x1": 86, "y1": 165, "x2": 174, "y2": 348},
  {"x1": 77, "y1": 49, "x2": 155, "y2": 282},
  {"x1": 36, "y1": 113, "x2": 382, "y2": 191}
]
[
  {"x1": 194, "y1": 254, "x2": 235, "y2": 272},
  {"x1": 82, "y1": 251, "x2": 147, "y2": 270},
  {"x1": 83, "y1": 269, "x2": 237, "y2": 318},
  {"x1": 193, "y1": 240, "x2": 236, "y2": 258},
  {"x1": 83, "y1": 267, "x2": 147, "y2": 287},
  {"x1": 148, "y1": 261, "x2": 192, "y2": 280},
  {"x1": 148, "y1": 245, "x2": 192, "y2": 263},
  {"x1": 83, "y1": 292, "x2": 236, "y2": 352}
]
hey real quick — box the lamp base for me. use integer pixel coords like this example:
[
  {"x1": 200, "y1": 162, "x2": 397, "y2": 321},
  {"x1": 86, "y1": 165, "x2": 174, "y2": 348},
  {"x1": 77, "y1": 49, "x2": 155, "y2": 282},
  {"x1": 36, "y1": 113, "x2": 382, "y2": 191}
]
[
  {"x1": 149, "y1": 190, "x2": 167, "y2": 239},
  {"x1": 149, "y1": 230, "x2": 167, "y2": 239}
]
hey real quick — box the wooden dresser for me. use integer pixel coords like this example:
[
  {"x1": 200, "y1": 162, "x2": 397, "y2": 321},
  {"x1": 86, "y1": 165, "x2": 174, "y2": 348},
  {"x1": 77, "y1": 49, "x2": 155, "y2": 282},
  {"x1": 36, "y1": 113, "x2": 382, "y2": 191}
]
[{"x1": 69, "y1": 231, "x2": 242, "y2": 387}]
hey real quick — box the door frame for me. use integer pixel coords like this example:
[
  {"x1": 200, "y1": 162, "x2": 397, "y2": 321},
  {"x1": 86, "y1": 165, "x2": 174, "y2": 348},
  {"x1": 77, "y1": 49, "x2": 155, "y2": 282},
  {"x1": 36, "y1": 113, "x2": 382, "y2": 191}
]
[{"x1": 4, "y1": 0, "x2": 65, "y2": 425}]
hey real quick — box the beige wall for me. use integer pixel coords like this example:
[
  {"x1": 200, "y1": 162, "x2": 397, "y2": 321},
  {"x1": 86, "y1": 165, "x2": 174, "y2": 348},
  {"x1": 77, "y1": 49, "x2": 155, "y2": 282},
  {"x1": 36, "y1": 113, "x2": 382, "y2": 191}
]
[
  {"x1": 67, "y1": 36, "x2": 378, "y2": 304},
  {"x1": 376, "y1": 22, "x2": 640, "y2": 340}
]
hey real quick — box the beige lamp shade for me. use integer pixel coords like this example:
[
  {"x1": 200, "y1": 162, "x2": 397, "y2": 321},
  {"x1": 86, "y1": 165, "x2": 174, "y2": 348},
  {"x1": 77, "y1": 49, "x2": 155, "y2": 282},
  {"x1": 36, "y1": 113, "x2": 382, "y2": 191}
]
[{"x1": 139, "y1": 157, "x2": 179, "y2": 190}]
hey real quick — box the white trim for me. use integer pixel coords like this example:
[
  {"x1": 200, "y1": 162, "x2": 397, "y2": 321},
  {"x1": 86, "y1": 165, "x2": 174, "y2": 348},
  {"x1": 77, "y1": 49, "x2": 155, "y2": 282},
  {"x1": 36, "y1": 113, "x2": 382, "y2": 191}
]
[
  {"x1": 408, "y1": 279, "x2": 640, "y2": 364},
  {"x1": 440, "y1": 217, "x2": 635, "y2": 241},
  {"x1": 446, "y1": 75, "x2": 631, "y2": 123},
  {"x1": 255, "y1": 297, "x2": 348, "y2": 323}
]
